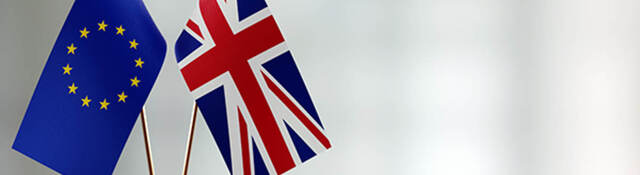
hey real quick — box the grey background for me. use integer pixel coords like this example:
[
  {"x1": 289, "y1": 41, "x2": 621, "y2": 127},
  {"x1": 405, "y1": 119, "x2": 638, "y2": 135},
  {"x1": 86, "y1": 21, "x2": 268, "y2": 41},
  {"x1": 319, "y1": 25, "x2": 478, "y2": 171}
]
[{"x1": 3, "y1": 0, "x2": 640, "y2": 174}]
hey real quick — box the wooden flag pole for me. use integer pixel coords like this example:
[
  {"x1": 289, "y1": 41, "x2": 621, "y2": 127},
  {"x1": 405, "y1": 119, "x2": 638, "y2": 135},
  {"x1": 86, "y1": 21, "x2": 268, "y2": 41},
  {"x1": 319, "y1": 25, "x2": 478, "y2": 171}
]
[
  {"x1": 140, "y1": 107, "x2": 155, "y2": 175},
  {"x1": 182, "y1": 103, "x2": 199, "y2": 175}
]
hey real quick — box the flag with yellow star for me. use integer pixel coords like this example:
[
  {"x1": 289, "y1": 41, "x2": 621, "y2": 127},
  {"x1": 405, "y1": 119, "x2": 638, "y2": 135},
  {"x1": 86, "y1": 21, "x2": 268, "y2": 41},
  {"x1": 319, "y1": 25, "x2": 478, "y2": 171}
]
[{"x1": 12, "y1": 0, "x2": 166, "y2": 174}]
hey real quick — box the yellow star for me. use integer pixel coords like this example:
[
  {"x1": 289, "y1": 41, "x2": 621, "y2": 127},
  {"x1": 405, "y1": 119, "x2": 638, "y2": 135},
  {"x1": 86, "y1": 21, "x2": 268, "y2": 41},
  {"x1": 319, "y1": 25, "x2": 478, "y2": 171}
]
[
  {"x1": 67, "y1": 83, "x2": 78, "y2": 94},
  {"x1": 117, "y1": 91, "x2": 128, "y2": 103},
  {"x1": 134, "y1": 58, "x2": 144, "y2": 68},
  {"x1": 67, "y1": 43, "x2": 77, "y2": 55},
  {"x1": 99, "y1": 99, "x2": 110, "y2": 110},
  {"x1": 98, "y1": 20, "x2": 108, "y2": 31},
  {"x1": 81, "y1": 96, "x2": 91, "y2": 107},
  {"x1": 115, "y1": 25, "x2": 126, "y2": 36},
  {"x1": 62, "y1": 64, "x2": 72, "y2": 75},
  {"x1": 130, "y1": 76, "x2": 141, "y2": 87},
  {"x1": 129, "y1": 39, "x2": 139, "y2": 50},
  {"x1": 79, "y1": 27, "x2": 90, "y2": 38}
]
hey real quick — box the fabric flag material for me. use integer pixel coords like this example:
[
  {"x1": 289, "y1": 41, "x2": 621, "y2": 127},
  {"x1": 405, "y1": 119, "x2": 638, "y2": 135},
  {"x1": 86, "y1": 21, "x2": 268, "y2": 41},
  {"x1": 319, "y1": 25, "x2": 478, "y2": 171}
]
[
  {"x1": 175, "y1": 0, "x2": 331, "y2": 174},
  {"x1": 12, "y1": 0, "x2": 166, "y2": 174}
]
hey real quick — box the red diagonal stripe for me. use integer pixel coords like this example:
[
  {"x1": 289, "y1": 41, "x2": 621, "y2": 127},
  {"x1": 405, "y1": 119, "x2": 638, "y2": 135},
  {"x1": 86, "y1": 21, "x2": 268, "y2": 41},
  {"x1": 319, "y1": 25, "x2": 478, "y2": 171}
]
[
  {"x1": 238, "y1": 108, "x2": 251, "y2": 175},
  {"x1": 262, "y1": 72, "x2": 332, "y2": 149},
  {"x1": 186, "y1": 20, "x2": 204, "y2": 39}
]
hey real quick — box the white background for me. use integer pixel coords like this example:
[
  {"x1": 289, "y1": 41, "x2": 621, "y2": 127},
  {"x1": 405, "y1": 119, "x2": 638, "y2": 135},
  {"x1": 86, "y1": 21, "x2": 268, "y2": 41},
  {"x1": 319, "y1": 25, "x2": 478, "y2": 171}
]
[{"x1": 2, "y1": 0, "x2": 640, "y2": 174}]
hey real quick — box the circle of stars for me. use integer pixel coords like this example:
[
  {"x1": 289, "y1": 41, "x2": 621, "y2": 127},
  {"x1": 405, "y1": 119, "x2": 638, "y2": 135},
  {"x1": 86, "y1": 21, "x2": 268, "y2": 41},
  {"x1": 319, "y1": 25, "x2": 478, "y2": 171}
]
[{"x1": 62, "y1": 19, "x2": 145, "y2": 111}]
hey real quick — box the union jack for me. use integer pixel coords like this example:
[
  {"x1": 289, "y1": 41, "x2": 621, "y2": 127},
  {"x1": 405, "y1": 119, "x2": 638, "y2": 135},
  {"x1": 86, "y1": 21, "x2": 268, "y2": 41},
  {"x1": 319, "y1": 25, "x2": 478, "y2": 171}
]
[{"x1": 174, "y1": 0, "x2": 331, "y2": 174}]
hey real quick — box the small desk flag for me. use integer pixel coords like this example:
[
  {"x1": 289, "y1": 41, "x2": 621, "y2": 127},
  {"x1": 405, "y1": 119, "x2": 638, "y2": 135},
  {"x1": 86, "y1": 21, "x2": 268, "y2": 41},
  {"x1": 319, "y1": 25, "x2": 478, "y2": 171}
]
[
  {"x1": 175, "y1": 0, "x2": 331, "y2": 174},
  {"x1": 12, "y1": 0, "x2": 166, "y2": 174}
]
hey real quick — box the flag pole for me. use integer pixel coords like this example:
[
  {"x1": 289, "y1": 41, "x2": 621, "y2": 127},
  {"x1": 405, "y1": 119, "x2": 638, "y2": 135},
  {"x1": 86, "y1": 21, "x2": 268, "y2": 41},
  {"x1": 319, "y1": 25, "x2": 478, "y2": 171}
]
[
  {"x1": 182, "y1": 103, "x2": 199, "y2": 175},
  {"x1": 140, "y1": 107, "x2": 155, "y2": 175}
]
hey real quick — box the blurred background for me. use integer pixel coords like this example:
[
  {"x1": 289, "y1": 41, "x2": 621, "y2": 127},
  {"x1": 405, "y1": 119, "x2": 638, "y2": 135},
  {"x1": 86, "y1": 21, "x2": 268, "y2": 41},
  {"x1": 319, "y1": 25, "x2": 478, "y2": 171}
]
[{"x1": 3, "y1": 0, "x2": 640, "y2": 174}]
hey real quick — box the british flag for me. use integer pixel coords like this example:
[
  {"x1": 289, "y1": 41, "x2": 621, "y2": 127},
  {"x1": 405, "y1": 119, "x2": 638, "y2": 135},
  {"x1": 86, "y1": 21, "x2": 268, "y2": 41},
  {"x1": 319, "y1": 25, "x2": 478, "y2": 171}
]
[{"x1": 174, "y1": 0, "x2": 331, "y2": 174}]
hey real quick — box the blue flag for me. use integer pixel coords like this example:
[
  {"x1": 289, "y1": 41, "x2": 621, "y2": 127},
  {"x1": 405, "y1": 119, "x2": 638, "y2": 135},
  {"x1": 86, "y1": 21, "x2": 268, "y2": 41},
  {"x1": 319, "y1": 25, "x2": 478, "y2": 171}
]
[{"x1": 12, "y1": 0, "x2": 166, "y2": 174}]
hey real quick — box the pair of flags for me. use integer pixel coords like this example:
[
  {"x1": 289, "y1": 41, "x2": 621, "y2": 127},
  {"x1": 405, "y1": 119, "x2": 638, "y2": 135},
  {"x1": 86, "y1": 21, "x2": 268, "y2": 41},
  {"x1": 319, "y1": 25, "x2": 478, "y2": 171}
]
[{"x1": 12, "y1": 0, "x2": 331, "y2": 174}]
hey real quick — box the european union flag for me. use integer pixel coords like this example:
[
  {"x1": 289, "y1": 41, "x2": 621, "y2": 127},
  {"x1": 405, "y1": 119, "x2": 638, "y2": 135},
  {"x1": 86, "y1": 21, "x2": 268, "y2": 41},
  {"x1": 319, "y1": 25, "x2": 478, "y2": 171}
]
[{"x1": 12, "y1": 0, "x2": 166, "y2": 174}]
